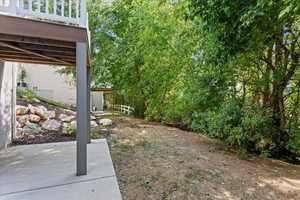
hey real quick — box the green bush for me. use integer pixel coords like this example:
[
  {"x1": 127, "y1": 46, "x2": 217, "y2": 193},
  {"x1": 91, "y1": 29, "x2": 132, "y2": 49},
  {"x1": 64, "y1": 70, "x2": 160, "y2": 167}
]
[
  {"x1": 287, "y1": 130, "x2": 300, "y2": 155},
  {"x1": 191, "y1": 98, "x2": 275, "y2": 156}
]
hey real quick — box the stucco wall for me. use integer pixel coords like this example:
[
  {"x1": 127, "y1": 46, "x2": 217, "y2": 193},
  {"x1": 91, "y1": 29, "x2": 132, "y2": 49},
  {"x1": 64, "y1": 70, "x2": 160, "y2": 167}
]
[
  {"x1": 0, "y1": 62, "x2": 16, "y2": 150},
  {"x1": 20, "y1": 64, "x2": 76, "y2": 105}
]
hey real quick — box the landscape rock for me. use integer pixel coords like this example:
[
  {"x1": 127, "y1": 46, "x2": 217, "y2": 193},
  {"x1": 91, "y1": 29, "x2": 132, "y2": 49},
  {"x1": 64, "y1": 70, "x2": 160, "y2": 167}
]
[
  {"x1": 71, "y1": 120, "x2": 76, "y2": 127},
  {"x1": 33, "y1": 98, "x2": 41, "y2": 103},
  {"x1": 41, "y1": 119, "x2": 61, "y2": 131},
  {"x1": 16, "y1": 128, "x2": 23, "y2": 136},
  {"x1": 62, "y1": 122, "x2": 70, "y2": 128},
  {"x1": 99, "y1": 119, "x2": 113, "y2": 126},
  {"x1": 91, "y1": 121, "x2": 98, "y2": 128},
  {"x1": 16, "y1": 121, "x2": 22, "y2": 128},
  {"x1": 64, "y1": 109, "x2": 76, "y2": 115},
  {"x1": 28, "y1": 114, "x2": 41, "y2": 123},
  {"x1": 16, "y1": 105, "x2": 29, "y2": 115},
  {"x1": 17, "y1": 115, "x2": 29, "y2": 126},
  {"x1": 23, "y1": 123, "x2": 41, "y2": 134},
  {"x1": 59, "y1": 114, "x2": 74, "y2": 122},
  {"x1": 28, "y1": 104, "x2": 46, "y2": 118},
  {"x1": 44, "y1": 110, "x2": 56, "y2": 119},
  {"x1": 91, "y1": 115, "x2": 96, "y2": 120},
  {"x1": 27, "y1": 135, "x2": 35, "y2": 140}
]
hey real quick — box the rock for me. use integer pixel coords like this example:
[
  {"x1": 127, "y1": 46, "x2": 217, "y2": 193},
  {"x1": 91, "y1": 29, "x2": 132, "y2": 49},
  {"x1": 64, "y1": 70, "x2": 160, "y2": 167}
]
[
  {"x1": 71, "y1": 120, "x2": 76, "y2": 127},
  {"x1": 28, "y1": 104, "x2": 46, "y2": 117},
  {"x1": 41, "y1": 120, "x2": 61, "y2": 131},
  {"x1": 64, "y1": 109, "x2": 76, "y2": 115},
  {"x1": 27, "y1": 135, "x2": 35, "y2": 140},
  {"x1": 16, "y1": 121, "x2": 22, "y2": 128},
  {"x1": 29, "y1": 114, "x2": 41, "y2": 123},
  {"x1": 62, "y1": 122, "x2": 70, "y2": 128},
  {"x1": 16, "y1": 105, "x2": 29, "y2": 115},
  {"x1": 59, "y1": 114, "x2": 67, "y2": 119},
  {"x1": 91, "y1": 121, "x2": 98, "y2": 128},
  {"x1": 29, "y1": 104, "x2": 56, "y2": 120},
  {"x1": 99, "y1": 119, "x2": 113, "y2": 126},
  {"x1": 33, "y1": 98, "x2": 41, "y2": 103},
  {"x1": 59, "y1": 114, "x2": 74, "y2": 122},
  {"x1": 16, "y1": 128, "x2": 23, "y2": 136},
  {"x1": 91, "y1": 115, "x2": 96, "y2": 120},
  {"x1": 23, "y1": 123, "x2": 41, "y2": 134},
  {"x1": 17, "y1": 115, "x2": 29, "y2": 126},
  {"x1": 44, "y1": 110, "x2": 56, "y2": 119}
]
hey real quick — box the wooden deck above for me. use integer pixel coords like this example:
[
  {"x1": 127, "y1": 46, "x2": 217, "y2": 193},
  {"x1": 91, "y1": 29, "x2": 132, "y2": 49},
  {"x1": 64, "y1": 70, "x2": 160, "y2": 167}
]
[{"x1": 0, "y1": 14, "x2": 90, "y2": 67}]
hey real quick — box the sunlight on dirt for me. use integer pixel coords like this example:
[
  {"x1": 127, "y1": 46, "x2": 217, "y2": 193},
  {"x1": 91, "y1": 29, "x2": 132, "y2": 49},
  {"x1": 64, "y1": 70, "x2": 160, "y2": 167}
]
[
  {"x1": 262, "y1": 177, "x2": 300, "y2": 194},
  {"x1": 108, "y1": 117, "x2": 300, "y2": 200}
]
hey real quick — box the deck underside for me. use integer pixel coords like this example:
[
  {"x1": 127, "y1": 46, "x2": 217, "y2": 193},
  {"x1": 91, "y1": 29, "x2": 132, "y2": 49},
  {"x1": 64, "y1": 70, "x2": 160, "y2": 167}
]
[{"x1": 0, "y1": 14, "x2": 90, "y2": 67}]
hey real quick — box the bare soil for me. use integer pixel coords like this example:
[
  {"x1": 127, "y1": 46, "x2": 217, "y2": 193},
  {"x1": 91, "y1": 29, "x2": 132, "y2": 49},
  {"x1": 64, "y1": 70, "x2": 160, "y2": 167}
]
[{"x1": 108, "y1": 117, "x2": 300, "y2": 200}]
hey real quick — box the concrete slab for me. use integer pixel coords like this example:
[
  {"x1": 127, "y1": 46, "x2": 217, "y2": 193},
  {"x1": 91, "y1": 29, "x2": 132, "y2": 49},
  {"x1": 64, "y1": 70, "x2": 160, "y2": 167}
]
[{"x1": 0, "y1": 139, "x2": 122, "y2": 200}]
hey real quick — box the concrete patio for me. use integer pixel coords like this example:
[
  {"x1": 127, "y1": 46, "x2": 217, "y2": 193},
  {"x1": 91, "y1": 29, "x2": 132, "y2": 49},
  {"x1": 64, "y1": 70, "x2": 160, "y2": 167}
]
[{"x1": 0, "y1": 139, "x2": 122, "y2": 200}]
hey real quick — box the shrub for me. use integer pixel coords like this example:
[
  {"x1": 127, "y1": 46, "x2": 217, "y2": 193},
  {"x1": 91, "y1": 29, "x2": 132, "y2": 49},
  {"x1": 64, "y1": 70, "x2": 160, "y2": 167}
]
[
  {"x1": 287, "y1": 130, "x2": 300, "y2": 155},
  {"x1": 191, "y1": 98, "x2": 275, "y2": 156}
]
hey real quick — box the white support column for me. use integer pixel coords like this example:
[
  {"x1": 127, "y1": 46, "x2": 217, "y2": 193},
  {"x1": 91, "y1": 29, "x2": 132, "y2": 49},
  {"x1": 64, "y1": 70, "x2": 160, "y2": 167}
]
[{"x1": 76, "y1": 42, "x2": 89, "y2": 176}]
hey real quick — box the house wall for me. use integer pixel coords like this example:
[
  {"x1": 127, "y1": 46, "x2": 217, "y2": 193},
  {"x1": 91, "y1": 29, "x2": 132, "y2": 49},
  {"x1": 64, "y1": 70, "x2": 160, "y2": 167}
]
[
  {"x1": 20, "y1": 64, "x2": 76, "y2": 105},
  {"x1": 91, "y1": 91, "x2": 104, "y2": 111},
  {"x1": 0, "y1": 62, "x2": 16, "y2": 150}
]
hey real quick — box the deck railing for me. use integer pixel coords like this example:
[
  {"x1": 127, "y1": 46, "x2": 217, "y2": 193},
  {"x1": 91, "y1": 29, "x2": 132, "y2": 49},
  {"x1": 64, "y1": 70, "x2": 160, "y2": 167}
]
[{"x1": 0, "y1": 0, "x2": 87, "y2": 27}]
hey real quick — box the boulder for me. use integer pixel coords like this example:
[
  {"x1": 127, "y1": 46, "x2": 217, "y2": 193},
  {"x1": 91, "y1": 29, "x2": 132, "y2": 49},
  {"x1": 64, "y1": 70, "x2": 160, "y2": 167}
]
[
  {"x1": 16, "y1": 121, "x2": 22, "y2": 128},
  {"x1": 16, "y1": 128, "x2": 23, "y2": 136},
  {"x1": 98, "y1": 119, "x2": 113, "y2": 126},
  {"x1": 16, "y1": 105, "x2": 29, "y2": 115},
  {"x1": 33, "y1": 98, "x2": 41, "y2": 103},
  {"x1": 59, "y1": 114, "x2": 74, "y2": 122},
  {"x1": 62, "y1": 122, "x2": 70, "y2": 128},
  {"x1": 29, "y1": 104, "x2": 56, "y2": 120},
  {"x1": 17, "y1": 115, "x2": 29, "y2": 126},
  {"x1": 70, "y1": 120, "x2": 76, "y2": 127},
  {"x1": 27, "y1": 135, "x2": 35, "y2": 140},
  {"x1": 91, "y1": 115, "x2": 96, "y2": 120},
  {"x1": 29, "y1": 114, "x2": 41, "y2": 123},
  {"x1": 41, "y1": 119, "x2": 61, "y2": 131},
  {"x1": 23, "y1": 123, "x2": 41, "y2": 134},
  {"x1": 91, "y1": 121, "x2": 98, "y2": 128},
  {"x1": 44, "y1": 110, "x2": 56, "y2": 119},
  {"x1": 28, "y1": 104, "x2": 46, "y2": 117},
  {"x1": 64, "y1": 109, "x2": 76, "y2": 115}
]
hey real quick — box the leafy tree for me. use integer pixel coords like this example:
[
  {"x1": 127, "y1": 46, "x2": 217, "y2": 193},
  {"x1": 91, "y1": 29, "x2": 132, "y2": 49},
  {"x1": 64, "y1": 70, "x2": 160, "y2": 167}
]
[
  {"x1": 189, "y1": 0, "x2": 300, "y2": 157},
  {"x1": 60, "y1": 0, "x2": 300, "y2": 159}
]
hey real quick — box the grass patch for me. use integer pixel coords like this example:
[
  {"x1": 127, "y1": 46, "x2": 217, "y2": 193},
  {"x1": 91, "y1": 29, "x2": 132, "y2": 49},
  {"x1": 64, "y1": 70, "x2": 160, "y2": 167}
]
[
  {"x1": 134, "y1": 138, "x2": 152, "y2": 148},
  {"x1": 117, "y1": 143, "x2": 134, "y2": 152},
  {"x1": 17, "y1": 89, "x2": 75, "y2": 110}
]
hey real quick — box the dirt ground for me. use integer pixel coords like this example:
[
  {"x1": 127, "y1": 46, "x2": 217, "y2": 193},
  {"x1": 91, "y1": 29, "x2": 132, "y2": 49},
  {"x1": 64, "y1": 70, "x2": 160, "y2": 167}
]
[{"x1": 107, "y1": 117, "x2": 300, "y2": 200}]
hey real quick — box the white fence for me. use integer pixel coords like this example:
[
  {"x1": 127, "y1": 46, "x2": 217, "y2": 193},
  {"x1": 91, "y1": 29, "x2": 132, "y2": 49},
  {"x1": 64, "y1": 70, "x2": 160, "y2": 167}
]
[
  {"x1": 112, "y1": 105, "x2": 134, "y2": 115},
  {"x1": 0, "y1": 0, "x2": 87, "y2": 27}
]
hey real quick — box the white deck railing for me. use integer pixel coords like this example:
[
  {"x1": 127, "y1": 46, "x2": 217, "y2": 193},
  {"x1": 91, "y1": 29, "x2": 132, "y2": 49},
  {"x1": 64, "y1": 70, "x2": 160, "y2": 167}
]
[
  {"x1": 112, "y1": 105, "x2": 134, "y2": 115},
  {"x1": 0, "y1": 0, "x2": 87, "y2": 27}
]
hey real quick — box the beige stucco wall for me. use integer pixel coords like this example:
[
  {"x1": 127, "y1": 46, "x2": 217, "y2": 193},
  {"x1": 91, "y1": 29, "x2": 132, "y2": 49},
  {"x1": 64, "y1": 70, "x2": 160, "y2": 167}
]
[
  {"x1": 0, "y1": 62, "x2": 16, "y2": 150},
  {"x1": 20, "y1": 64, "x2": 76, "y2": 105}
]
